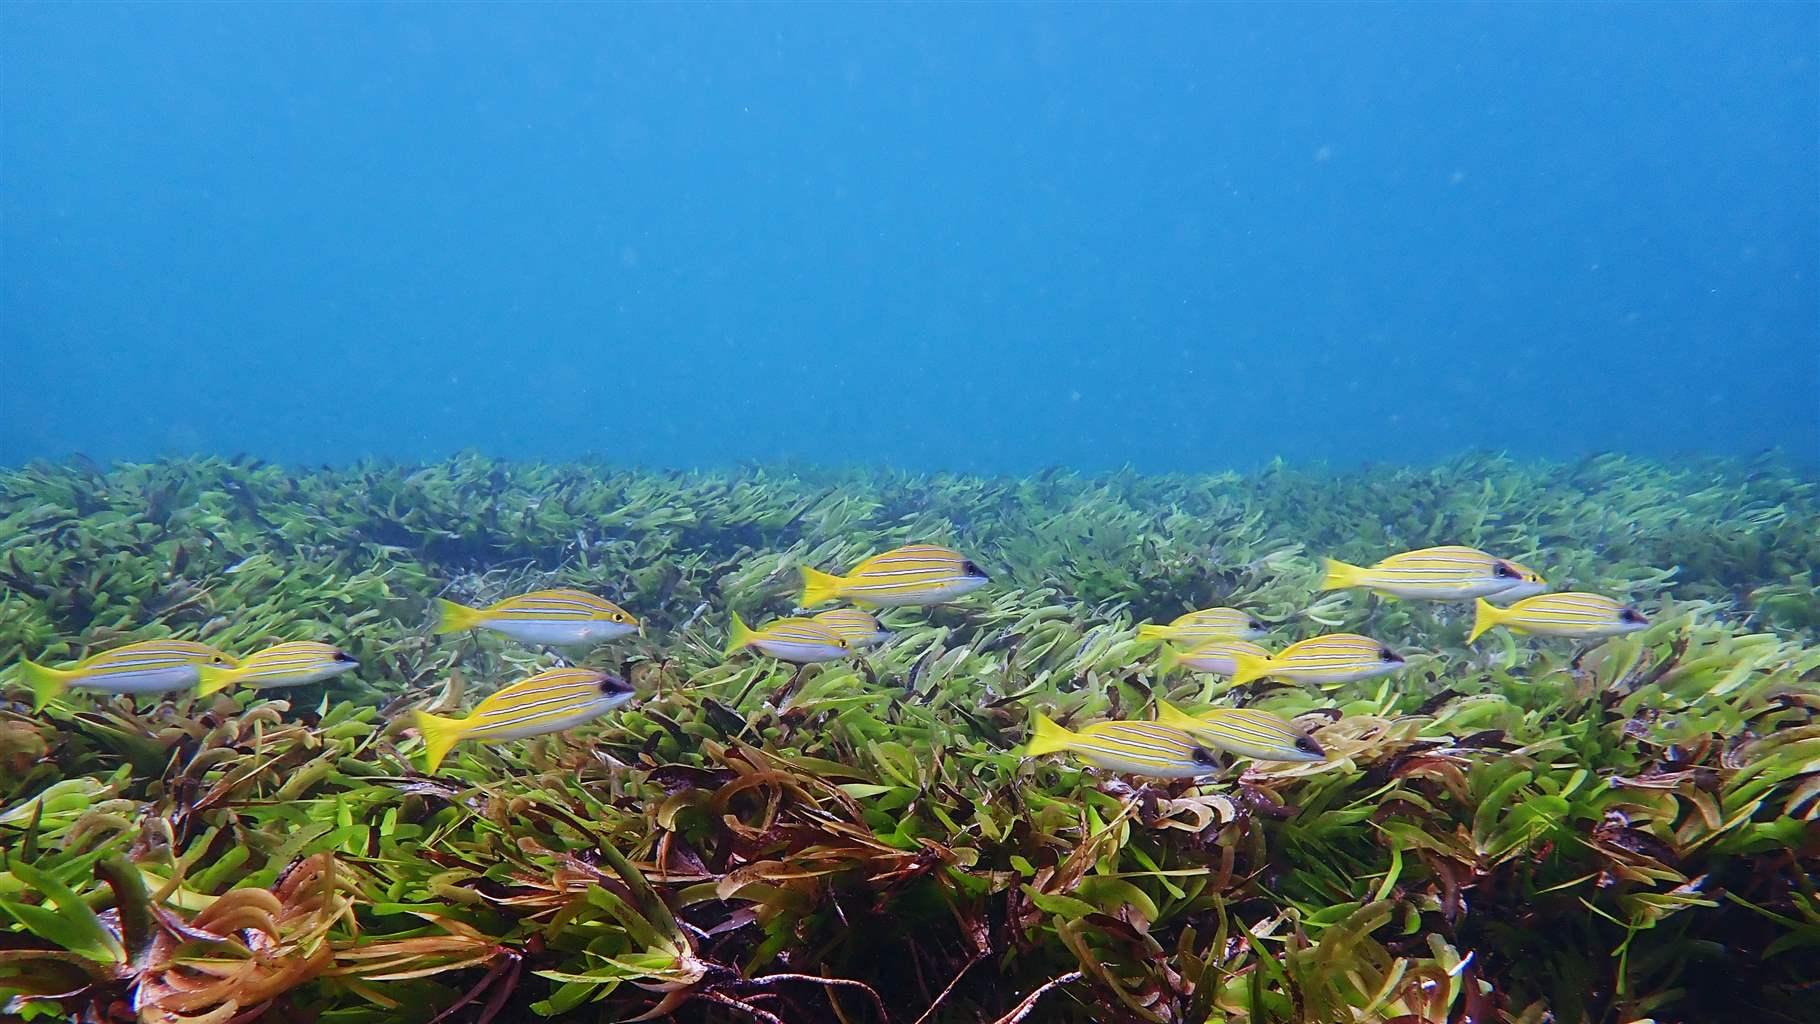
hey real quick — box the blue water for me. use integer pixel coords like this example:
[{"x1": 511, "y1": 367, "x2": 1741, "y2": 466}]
[{"x1": 3, "y1": 3, "x2": 1815, "y2": 473}]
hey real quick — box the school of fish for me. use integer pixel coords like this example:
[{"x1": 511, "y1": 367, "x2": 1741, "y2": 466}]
[{"x1": 8, "y1": 542, "x2": 1652, "y2": 779}]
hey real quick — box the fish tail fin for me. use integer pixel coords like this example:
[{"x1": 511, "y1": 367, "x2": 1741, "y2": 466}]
[
  {"x1": 1156, "y1": 644, "x2": 1183, "y2": 674},
  {"x1": 433, "y1": 598, "x2": 485, "y2": 635},
  {"x1": 1135, "y1": 624, "x2": 1170, "y2": 643},
  {"x1": 413, "y1": 709, "x2": 467, "y2": 773},
  {"x1": 1154, "y1": 699, "x2": 1199, "y2": 731},
  {"x1": 1318, "y1": 558, "x2": 1366, "y2": 592},
  {"x1": 195, "y1": 665, "x2": 242, "y2": 697},
  {"x1": 1228, "y1": 652, "x2": 1273, "y2": 687},
  {"x1": 722, "y1": 612, "x2": 755, "y2": 657},
  {"x1": 20, "y1": 659, "x2": 71, "y2": 712},
  {"x1": 1467, "y1": 598, "x2": 1505, "y2": 643},
  {"x1": 1023, "y1": 714, "x2": 1077, "y2": 757},
  {"x1": 798, "y1": 566, "x2": 846, "y2": 607}
]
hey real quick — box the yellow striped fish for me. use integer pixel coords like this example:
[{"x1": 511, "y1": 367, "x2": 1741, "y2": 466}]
[
  {"x1": 724, "y1": 612, "x2": 851, "y2": 663},
  {"x1": 1469, "y1": 593, "x2": 1648, "y2": 642},
  {"x1": 412, "y1": 667, "x2": 635, "y2": 772},
  {"x1": 1154, "y1": 700, "x2": 1326, "y2": 762},
  {"x1": 434, "y1": 588, "x2": 638, "y2": 646},
  {"x1": 18, "y1": 639, "x2": 237, "y2": 711},
  {"x1": 1155, "y1": 638, "x2": 1273, "y2": 677},
  {"x1": 1229, "y1": 633, "x2": 1407, "y2": 688},
  {"x1": 196, "y1": 641, "x2": 359, "y2": 696},
  {"x1": 1023, "y1": 714, "x2": 1218, "y2": 778},
  {"x1": 1320, "y1": 546, "x2": 1538, "y2": 601},
  {"x1": 1485, "y1": 559, "x2": 1548, "y2": 603},
  {"x1": 810, "y1": 608, "x2": 893, "y2": 647},
  {"x1": 1136, "y1": 607, "x2": 1266, "y2": 644},
  {"x1": 799, "y1": 545, "x2": 990, "y2": 607}
]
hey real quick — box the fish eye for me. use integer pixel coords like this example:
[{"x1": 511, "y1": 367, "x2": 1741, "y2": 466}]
[
  {"x1": 1380, "y1": 648, "x2": 1402, "y2": 663},
  {"x1": 599, "y1": 675, "x2": 632, "y2": 695},
  {"x1": 1493, "y1": 563, "x2": 1515, "y2": 578},
  {"x1": 1295, "y1": 736, "x2": 1325, "y2": 756},
  {"x1": 333, "y1": 652, "x2": 355, "y2": 663},
  {"x1": 1190, "y1": 746, "x2": 1217, "y2": 767},
  {"x1": 1619, "y1": 608, "x2": 1646, "y2": 624},
  {"x1": 212, "y1": 655, "x2": 228, "y2": 664},
  {"x1": 961, "y1": 560, "x2": 987, "y2": 578},
  {"x1": 1248, "y1": 619, "x2": 1264, "y2": 632},
  {"x1": 613, "y1": 612, "x2": 628, "y2": 622}
]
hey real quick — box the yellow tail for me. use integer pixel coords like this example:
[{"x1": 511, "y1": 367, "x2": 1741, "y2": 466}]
[
  {"x1": 1023, "y1": 714, "x2": 1077, "y2": 757},
  {"x1": 1228, "y1": 652, "x2": 1274, "y2": 687},
  {"x1": 722, "y1": 612, "x2": 756, "y2": 657},
  {"x1": 1154, "y1": 699, "x2": 1199, "y2": 731},
  {"x1": 798, "y1": 566, "x2": 847, "y2": 607},
  {"x1": 20, "y1": 659, "x2": 71, "y2": 712},
  {"x1": 1319, "y1": 558, "x2": 1366, "y2": 591},
  {"x1": 1135, "y1": 623, "x2": 1171, "y2": 643},
  {"x1": 433, "y1": 598, "x2": 485, "y2": 635},
  {"x1": 195, "y1": 664, "x2": 243, "y2": 697},
  {"x1": 1467, "y1": 598, "x2": 1506, "y2": 643},
  {"x1": 413, "y1": 709, "x2": 468, "y2": 773},
  {"x1": 1155, "y1": 644, "x2": 1183, "y2": 674}
]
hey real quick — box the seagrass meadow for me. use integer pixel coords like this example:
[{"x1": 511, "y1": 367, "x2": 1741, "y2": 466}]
[{"x1": 1, "y1": 453, "x2": 1817, "y2": 1024}]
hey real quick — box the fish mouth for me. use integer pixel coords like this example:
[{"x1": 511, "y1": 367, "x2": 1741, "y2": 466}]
[{"x1": 952, "y1": 576, "x2": 992, "y2": 596}]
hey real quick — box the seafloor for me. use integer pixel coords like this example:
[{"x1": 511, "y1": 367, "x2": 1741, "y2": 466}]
[{"x1": 1, "y1": 453, "x2": 1816, "y2": 1024}]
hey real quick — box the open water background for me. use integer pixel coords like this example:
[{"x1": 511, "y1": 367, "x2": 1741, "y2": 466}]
[{"x1": 3, "y1": 4, "x2": 1815, "y2": 472}]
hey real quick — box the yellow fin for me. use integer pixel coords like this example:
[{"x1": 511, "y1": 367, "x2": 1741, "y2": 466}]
[
  {"x1": 1467, "y1": 598, "x2": 1505, "y2": 643},
  {"x1": 195, "y1": 664, "x2": 242, "y2": 697},
  {"x1": 433, "y1": 598, "x2": 485, "y2": 635},
  {"x1": 1154, "y1": 699, "x2": 1199, "y2": 731},
  {"x1": 1319, "y1": 558, "x2": 1365, "y2": 591},
  {"x1": 1023, "y1": 714, "x2": 1076, "y2": 757},
  {"x1": 413, "y1": 709, "x2": 467, "y2": 773},
  {"x1": 1156, "y1": 644, "x2": 1183, "y2": 674},
  {"x1": 723, "y1": 612, "x2": 756, "y2": 657},
  {"x1": 21, "y1": 659, "x2": 71, "y2": 712},
  {"x1": 1135, "y1": 623, "x2": 1171, "y2": 643},
  {"x1": 798, "y1": 566, "x2": 846, "y2": 607},
  {"x1": 1228, "y1": 652, "x2": 1273, "y2": 687}
]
